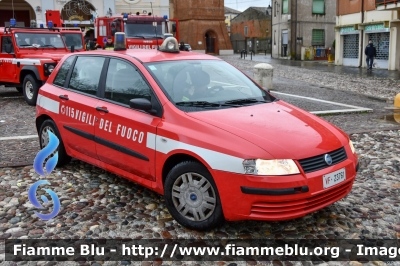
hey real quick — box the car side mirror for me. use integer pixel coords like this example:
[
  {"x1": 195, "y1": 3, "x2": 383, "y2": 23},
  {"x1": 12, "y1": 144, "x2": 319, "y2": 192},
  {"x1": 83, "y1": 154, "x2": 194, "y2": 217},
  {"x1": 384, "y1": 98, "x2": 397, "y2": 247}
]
[
  {"x1": 129, "y1": 98, "x2": 156, "y2": 114},
  {"x1": 5, "y1": 43, "x2": 13, "y2": 54}
]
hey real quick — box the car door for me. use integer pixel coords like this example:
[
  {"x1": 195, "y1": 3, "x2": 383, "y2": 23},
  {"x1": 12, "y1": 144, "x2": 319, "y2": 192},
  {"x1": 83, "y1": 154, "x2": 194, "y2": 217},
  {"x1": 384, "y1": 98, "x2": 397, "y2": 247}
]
[
  {"x1": 94, "y1": 57, "x2": 161, "y2": 181},
  {"x1": 0, "y1": 36, "x2": 17, "y2": 83},
  {"x1": 56, "y1": 55, "x2": 105, "y2": 159}
]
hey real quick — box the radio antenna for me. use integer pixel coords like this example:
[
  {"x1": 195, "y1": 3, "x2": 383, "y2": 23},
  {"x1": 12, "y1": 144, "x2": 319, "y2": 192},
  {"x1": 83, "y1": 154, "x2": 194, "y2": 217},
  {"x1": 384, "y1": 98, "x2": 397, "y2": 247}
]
[{"x1": 150, "y1": 2, "x2": 159, "y2": 49}]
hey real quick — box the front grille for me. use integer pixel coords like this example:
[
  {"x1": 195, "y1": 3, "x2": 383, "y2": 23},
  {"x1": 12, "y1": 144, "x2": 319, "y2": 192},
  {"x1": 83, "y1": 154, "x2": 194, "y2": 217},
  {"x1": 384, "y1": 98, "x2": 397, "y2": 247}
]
[
  {"x1": 298, "y1": 147, "x2": 347, "y2": 173},
  {"x1": 250, "y1": 181, "x2": 352, "y2": 219}
]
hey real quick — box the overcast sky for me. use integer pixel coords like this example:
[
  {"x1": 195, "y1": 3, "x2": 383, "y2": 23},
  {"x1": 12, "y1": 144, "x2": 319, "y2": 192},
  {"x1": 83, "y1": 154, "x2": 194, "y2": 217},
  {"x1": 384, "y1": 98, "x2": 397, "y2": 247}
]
[{"x1": 224, "y1": 0, "x2": 272, "y2": 12}]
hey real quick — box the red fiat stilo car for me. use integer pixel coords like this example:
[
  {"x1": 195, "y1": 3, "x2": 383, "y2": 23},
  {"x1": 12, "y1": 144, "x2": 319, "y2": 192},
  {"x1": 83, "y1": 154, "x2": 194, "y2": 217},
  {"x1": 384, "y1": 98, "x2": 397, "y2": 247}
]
[{"x1": 36, "y1": 35, "x2": 359, "y2": 230}]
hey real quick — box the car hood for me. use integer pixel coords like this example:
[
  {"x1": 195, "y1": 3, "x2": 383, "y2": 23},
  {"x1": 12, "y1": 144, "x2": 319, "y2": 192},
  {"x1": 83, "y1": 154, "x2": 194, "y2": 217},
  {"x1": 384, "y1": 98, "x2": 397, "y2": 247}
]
[
  {"x1": 186, "y1": 101, "x2": 344, "y2": 160},
  {"x1": 19, "y1": 53, "x2": 66, "y2": 62}
]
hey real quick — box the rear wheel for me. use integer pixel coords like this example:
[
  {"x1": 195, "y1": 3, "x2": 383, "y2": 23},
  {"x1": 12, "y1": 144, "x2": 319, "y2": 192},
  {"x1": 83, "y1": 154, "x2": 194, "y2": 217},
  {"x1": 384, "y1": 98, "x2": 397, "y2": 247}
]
[
  {"x1": 164, "y1": 161, "x2": 224, "y2": 231},
  {"x1": 39, "y1": 119, "x2": 71, "y2": 166},
  {"x1": 23, "y1": 74, "x2": 41, "y2": 106}
]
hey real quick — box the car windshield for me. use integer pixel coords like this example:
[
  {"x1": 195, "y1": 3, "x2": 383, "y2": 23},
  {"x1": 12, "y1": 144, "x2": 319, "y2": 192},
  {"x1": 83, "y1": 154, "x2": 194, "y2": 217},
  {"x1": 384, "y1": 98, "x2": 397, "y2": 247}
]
[
  {"x1": 125, "y1": 22, "x2": 165, "y2": 38},
  {"x1": 145, "y1": 60, "x2": 274, "y2": 111},
  {"x1": 15, "y1": 33, "x2": 66, "y2": 48},
  {"x1": 62, "y1": 33, "x2": 84, "y2": 50}
]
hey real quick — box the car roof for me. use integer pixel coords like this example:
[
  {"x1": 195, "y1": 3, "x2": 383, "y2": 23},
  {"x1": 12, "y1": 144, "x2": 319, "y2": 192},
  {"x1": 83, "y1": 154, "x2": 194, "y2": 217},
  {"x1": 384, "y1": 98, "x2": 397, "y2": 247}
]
[
  {"x1": 81, "y1": 49, "x2": 221, "y2": 63},
  {"x1": 0, "y1": 27, "x2": 64, "y2": 34}
]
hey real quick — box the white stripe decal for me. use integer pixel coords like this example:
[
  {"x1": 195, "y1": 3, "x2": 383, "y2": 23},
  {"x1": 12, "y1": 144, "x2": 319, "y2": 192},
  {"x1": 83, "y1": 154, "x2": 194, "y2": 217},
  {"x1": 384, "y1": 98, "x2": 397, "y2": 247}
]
[
  {"x1": 12, "y1": 59, "x2": 42, "y2": 65},
  {"x1": 147, "y1": 133, "x2": 245, "y2": 174},
  {"x1": 37, "y1": 95, "x2": 59, "y2": 114}
]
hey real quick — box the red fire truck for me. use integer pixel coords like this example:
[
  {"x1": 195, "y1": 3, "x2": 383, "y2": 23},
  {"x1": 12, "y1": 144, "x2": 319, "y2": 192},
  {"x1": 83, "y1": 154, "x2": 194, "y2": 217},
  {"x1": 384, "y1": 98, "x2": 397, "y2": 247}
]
[
  {"x1": 0, "y1": 16, "x2": 84, "y2": 106},
  {"x1": 94, "y1": 13, "x2": 179, "y2": 49},
  {"x1": 44, "y1": 10, "x2": 85, "y2": 52}
]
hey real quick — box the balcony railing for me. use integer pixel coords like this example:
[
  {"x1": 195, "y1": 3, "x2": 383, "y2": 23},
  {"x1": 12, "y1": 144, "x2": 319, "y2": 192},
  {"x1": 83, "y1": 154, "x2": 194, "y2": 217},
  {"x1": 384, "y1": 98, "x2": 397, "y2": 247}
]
[{"x1": 376, "y1": 0, "x2": 399, "y2": 7}]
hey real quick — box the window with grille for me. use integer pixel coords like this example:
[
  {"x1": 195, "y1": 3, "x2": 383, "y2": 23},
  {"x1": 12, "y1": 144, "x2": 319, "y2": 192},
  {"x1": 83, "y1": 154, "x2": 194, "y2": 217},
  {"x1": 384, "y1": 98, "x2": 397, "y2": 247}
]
[
  {"x1": 244, "y1": 26, "x2": 248, "y2": 36},
  {"x1": 282, "y1": 0, "x2": 288, "y2": 14},
  {"x1": 368, "y1": 32, "x2": 389, "y2": 60},
  {"x1": 312, "y1": 0, "x2": 325, "y2": 14},
  {"x1": 343, "y1": 34, "x2": 359, "y2": 59},
  {"x1": 312, "y1": 29, "x2": 325, "y2": 46}
]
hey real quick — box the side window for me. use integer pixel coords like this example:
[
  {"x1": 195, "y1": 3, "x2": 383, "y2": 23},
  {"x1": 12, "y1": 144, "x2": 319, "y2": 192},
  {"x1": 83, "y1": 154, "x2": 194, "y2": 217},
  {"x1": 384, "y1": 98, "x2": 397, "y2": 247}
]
[
  {"x1": 104, "y1": 58, "x2": 151, "y2": 105},
  {"x1": 68, "y1": 56, "x2": 105, "y2": 96},
  {"x1": 1, "y1": 36, "x2": 14, "y2": 53},
  {"x1": 53, "y1": 56, "x2": 75, "y2": 87}
]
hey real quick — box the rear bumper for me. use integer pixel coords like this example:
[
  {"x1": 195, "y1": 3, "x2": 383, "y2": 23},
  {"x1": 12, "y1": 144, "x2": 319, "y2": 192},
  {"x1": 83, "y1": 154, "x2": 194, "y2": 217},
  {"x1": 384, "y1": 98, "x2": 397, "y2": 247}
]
[{"x1": 211, "y1": 158, "x2": 357, "y2": 221}]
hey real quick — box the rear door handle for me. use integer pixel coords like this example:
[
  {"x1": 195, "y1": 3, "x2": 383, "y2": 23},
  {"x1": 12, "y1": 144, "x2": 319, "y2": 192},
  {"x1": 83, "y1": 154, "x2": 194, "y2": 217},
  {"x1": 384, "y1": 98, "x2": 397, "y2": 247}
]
[
  {"x1": 59, "y1": 95, "x2": 69, "y2": 100},
  {"x1": 96, "y1": 106, "x2": 109, "y2": 113}
]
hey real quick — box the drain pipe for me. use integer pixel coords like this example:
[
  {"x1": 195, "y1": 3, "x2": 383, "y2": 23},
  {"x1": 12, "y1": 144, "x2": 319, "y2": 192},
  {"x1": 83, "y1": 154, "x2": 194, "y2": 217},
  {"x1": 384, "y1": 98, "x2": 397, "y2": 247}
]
[
  {"x1": 359, "y1": 0, "x2": 364, "y2": 67},
  {"x1": 295, "y1": 0, "x2": 298, "y2": 60}
]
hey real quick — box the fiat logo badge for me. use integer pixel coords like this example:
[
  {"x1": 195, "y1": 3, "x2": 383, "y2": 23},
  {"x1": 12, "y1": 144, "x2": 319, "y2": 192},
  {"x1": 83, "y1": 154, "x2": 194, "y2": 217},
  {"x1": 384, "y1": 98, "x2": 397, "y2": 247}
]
[{"x1": 324, "y1": 154, "x2": 333, "y2": 165}]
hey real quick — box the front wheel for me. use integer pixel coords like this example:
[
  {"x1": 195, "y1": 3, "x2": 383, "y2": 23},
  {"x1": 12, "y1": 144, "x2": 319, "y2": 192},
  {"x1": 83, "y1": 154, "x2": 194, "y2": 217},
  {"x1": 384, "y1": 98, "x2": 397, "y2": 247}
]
[
  {"x1": 23, "y1": 74, "x2": 41, "y2": 106},
  {"x1": 164, "y1": 161, "x2": 224, "y2": 231},
  {"x1": 39, "y1": 119, "x2": 71, "y2": 167}
]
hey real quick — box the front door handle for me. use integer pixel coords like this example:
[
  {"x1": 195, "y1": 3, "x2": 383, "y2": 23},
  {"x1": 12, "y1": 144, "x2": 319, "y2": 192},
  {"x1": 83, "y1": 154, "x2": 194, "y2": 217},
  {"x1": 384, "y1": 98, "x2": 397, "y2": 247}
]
[
  {"x1": 59, "y1": 95, "x2": 69, "y2": 100},
  {"x1": 96, "y1": 106, "x2": 109, "y2": 113}
]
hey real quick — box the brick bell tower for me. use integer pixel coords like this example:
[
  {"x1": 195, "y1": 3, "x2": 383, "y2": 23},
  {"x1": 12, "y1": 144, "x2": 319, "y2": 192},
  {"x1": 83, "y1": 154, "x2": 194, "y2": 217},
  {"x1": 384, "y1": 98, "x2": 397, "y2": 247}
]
[{"x1": 171, "y1": 0, "x2": 233, "y2": 55}]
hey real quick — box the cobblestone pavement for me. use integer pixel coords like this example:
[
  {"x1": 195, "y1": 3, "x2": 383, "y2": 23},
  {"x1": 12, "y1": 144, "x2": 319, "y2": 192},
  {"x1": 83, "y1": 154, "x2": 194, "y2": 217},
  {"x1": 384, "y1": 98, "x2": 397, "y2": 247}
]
[
  {"x1": 0, "y1": 59, "x2": 400, "y2": 266},
  {"x1": 0, "y1": 130, "x2": 399, "y2": 266}
]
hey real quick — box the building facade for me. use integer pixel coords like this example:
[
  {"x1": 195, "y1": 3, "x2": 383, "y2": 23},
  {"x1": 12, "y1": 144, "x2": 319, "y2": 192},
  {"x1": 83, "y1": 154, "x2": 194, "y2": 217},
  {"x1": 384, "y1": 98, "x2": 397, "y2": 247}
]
[
  {"x1": 230, "y1": 7, "x2": 272, "y2": 53},
  {"x1": 170, "y1": 0, "x2": 233, "y2": 55},
  {"x1": 224, "y1": 6, "x2": 241, "y2": 35},
  {"x1": 336, "y1": 0, "x2": 397, "y2": 70},
  {"x1": 271, "y1": 0, "x2": 336, "y2": 60},
  {"x1": 0, "y1": 0, "x2": 169, "y2": 28}
]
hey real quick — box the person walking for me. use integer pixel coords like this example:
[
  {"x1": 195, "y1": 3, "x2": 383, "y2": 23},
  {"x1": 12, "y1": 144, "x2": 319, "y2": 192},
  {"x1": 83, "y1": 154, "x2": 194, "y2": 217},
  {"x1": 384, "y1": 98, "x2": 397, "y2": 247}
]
[
  {"x1": 365, "y1": 40, "x2": 377, "y2": 70},
  {"x1": 179, "y1": 41, "x2": 186, "y2": 51}
]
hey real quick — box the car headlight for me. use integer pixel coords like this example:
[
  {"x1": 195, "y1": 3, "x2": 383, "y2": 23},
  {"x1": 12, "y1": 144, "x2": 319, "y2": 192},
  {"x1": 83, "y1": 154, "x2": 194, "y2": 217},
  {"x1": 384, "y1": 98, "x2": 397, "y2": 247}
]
[
  {"x1": 243, "y1": 159, "x2": 300, "y2": 175},
  {"x1": 349, "y1": 140, "x2": 356, "y2": 154},
  {"x1": 48, "y1": 65, "x2": 55, "y2": 73}
]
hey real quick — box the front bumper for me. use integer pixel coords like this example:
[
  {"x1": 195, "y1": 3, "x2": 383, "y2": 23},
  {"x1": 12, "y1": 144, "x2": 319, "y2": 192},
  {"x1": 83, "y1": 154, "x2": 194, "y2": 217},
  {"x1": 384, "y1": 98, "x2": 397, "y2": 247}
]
[{"x1": 211, "y1": 158, "x2": 358, "y2": 221}]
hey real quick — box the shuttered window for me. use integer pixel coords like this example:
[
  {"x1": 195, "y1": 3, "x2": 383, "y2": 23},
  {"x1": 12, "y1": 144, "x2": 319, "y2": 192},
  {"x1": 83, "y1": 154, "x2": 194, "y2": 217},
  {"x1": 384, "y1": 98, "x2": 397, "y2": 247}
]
[
  {"x1": 282, "y1": 0, "x2": 288, "y2": 14},
  {"x1": 312, "y1": 0, "x2": 325, "y2": 14},
  {"x1": 312, "y1": 29, "x2": 325, "y2": 46}
]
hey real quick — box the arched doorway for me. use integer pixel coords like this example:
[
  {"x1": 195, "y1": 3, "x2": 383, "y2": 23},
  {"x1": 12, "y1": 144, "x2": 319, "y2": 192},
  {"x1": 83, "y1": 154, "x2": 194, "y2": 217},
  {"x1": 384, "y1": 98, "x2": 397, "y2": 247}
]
[
  {"x1": 0, "y1": 0, "x2": 35, "y2": 27},
  {"x1": 61, "y1": 0, "x2": 96, "y2": 27},
  {"x1": 205, "y1": 30, "x2": 218, "y2": 54}
]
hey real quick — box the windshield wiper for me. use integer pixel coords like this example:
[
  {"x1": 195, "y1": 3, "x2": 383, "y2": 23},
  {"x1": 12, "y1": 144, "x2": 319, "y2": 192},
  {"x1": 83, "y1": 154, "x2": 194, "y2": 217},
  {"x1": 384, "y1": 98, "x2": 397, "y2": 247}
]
[
  {"x1": 42, "y1": 44, "x2": 57, "y2": 49},
  {"x1": 175, "y1": 101, "x2": 240, "y2": 108},
  {"x1": 224, "y1": 98, "x2": 268, "y2": 105},
  {"x1": 132, "y1": 35, "x2": 145, "y2": 39},
  {"x1": 19, "y1": 44, "x2": 33, "y2": 47}
]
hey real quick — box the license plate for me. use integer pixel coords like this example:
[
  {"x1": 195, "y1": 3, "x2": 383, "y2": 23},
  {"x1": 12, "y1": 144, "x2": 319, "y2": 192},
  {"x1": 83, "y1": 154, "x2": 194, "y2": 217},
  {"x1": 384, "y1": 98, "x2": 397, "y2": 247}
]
[{"x1": 323, "y1": 168, "x2": 346, "y2": 189}]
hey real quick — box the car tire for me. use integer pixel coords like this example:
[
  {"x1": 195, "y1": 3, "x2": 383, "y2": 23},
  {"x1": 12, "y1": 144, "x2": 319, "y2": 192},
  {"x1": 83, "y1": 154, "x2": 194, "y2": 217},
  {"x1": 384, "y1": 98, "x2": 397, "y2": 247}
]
[
  {"x1": 39, "y1": 119, "x2": 71, "y2": 167},
  {"x1": 23, "y1": 74, "x2": 41, "y2": 106},
  {"x1": 164, "y1": 161, "x2": 224, "y2": 231},
  {"x1": 16, "y1": 87, "x2": 23, "y2": 93}
]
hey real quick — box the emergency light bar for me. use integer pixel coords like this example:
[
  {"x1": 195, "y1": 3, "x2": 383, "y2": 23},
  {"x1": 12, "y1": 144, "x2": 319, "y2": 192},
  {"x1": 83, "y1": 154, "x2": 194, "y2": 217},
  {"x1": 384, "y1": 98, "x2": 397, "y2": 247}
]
[
  {"x1": 159, "y1": 37, "x2": 179, "y2": 53},
  {"x1": 114, "y1": 32, "x2": 126, "y2": 51},
  {"x1": 10, "y1": 18, "x2": 16, "y2": 27}
]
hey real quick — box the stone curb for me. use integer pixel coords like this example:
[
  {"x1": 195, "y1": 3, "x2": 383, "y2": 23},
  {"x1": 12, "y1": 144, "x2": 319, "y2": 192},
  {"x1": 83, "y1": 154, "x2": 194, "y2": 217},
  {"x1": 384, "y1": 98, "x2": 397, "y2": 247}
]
[{"x1": 318, "y1": 85, "x2": 393, "y2": 103}]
